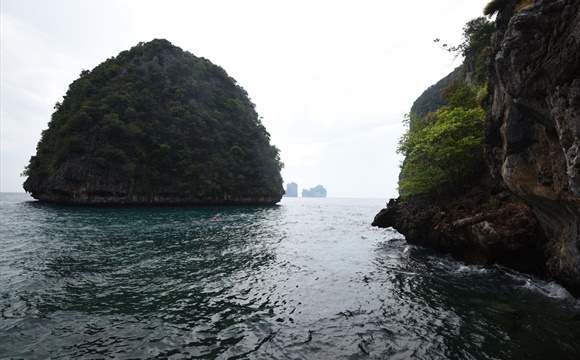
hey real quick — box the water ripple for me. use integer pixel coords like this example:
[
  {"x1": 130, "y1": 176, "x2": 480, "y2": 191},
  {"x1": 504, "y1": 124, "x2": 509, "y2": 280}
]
[{"x1": 1, "y1": 194, "x2": 579, "y2": 359}]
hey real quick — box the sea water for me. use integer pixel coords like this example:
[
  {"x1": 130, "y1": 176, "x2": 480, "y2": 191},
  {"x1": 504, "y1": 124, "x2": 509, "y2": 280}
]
[{"x1": 1, "y1": 193, "x2": 579, "y2": 359}]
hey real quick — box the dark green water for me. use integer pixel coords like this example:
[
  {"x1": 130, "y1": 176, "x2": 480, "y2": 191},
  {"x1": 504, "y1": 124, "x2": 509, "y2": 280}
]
[{"x1": 1, "y1": 193, "x2": 579, "y2": 359}]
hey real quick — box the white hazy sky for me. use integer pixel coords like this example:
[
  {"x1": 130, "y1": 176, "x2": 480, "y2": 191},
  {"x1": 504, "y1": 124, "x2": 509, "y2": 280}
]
[{"x1": 0, "y1": 0, "x2": 489, "y2": 198}]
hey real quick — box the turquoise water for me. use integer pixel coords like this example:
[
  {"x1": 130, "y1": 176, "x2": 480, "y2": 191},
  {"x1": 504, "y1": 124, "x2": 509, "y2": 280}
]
[{"x1": 1, "y1": 193, "x2": 579, "y2": 359}]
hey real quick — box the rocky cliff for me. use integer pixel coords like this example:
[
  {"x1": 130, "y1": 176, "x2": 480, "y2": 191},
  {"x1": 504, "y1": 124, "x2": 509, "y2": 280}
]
[
  {"x1": 23, "y1": 39, "x2": 284, "y2": 205},
  {"x1": 374, "y1": 0, "x2": 580, "y2": 296},
  {"x1": 487, "y1": 0, "x2": 580, "y2": 294}
]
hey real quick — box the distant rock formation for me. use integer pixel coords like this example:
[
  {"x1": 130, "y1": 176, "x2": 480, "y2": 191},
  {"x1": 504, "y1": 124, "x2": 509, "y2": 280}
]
[
  {"x1": 285, "y1": 182, "x2": 298, "y2": 197},
  {"x1": 302, "y1": 185, "x2": 327, "y2": 198}
]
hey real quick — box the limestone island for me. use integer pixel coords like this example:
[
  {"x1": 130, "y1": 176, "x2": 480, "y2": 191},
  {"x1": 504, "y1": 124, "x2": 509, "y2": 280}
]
[
  {"x1": 23, "y1": 39, "x2": 284, "y2": 205},
  {"x1": 373, "y1": 1, "x2": 580, "y2": 297},
  {"x1": 302, "y1": 185, "x2": 327, "y2": 198},
  {"x1": 285, "y1": 182, "x2": 298, "y2": 197}
]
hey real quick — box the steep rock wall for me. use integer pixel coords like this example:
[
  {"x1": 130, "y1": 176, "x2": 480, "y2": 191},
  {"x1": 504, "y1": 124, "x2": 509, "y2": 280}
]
[{"x1": 486, "y1": 0, "x2": 580, "y2": 292}]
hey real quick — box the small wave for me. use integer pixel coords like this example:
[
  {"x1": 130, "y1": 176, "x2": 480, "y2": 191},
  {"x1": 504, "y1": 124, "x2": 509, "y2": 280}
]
[
  {"x1": 384, "y1": 228, "x2": 405, "y2": 239},
  {"x1": 454, "y1": 265, "x2": 488, "y2": 274},
  {"x1": 521, "y1": 279, "x2": 573, "y2": 300},
  {"x1": 501, "y1": 268, "x2": 575, "y2": 301},
  {"x1": 401, "y1": 245, "x2": 419, "y2": 255}
]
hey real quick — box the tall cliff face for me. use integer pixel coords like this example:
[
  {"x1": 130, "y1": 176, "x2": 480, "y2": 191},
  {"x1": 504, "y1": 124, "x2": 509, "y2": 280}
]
[
  {"x1": 486, "y1": 0, "x2": 580, "y2": 292},
  {"x1": 374, "y1": 0, "x2": 580, "y2": 296}
]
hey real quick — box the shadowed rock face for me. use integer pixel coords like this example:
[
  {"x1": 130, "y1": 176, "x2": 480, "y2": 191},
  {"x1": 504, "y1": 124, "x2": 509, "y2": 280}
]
[
  {"x1": 486, "y1": 0, "x2": 580, "y2": 293},
  {"x1": 373, "y1": 189, "x2": 549, "y2": 278}
]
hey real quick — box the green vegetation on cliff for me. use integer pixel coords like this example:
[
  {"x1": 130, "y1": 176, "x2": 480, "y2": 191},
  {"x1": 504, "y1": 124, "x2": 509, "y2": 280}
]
[
  {"x1": 397, "y1": 18, "x2": 493, "y2": 198},
  {"x1": 24, "y1": 39, "x2": 284, "y2": 203}
]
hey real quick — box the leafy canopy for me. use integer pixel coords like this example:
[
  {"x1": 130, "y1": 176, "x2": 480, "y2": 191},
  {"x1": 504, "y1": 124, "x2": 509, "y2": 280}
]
[
  {"x1": 398, "y1": 104, "x2": 485, "y2": 197},
  {"x1": 398, "y1": 17, "x2": 493, "y2": 198},
  {"x1": 24, "y1": 39, "x2": 284, "y2": 200}
]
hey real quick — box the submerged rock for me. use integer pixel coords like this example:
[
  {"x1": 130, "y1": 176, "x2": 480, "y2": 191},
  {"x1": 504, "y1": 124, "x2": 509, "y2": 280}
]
[{"x1": 23, "y1": 39, "x2": 284, "y2": 205}]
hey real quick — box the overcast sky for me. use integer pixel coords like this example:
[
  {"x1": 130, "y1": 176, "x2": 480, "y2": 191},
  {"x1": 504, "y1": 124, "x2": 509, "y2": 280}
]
[{"x1": 1, "y1": 0, "x2": 489, "y2": 198}]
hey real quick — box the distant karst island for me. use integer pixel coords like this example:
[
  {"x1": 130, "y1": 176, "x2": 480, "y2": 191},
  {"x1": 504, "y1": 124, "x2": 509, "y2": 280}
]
[
  {"x1": 285, "y1": 182, "x2": 298, "y2": 197},
  {"x1": 302, "y1": 185, "x2": 327, "y2": 198},
  {"x1": 23, "y1": 39, "x2": 284, "y2": 205}
]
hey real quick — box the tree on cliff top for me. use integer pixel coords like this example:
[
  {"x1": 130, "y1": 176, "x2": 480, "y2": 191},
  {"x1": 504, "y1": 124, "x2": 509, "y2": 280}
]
[{"x1": 397, "y1": 18, "x2": 493, "y2": 198}]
